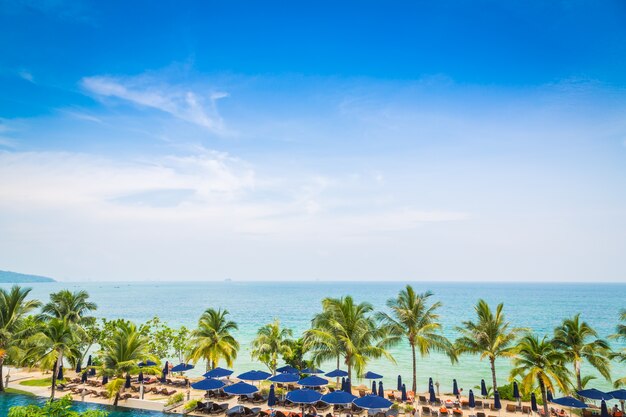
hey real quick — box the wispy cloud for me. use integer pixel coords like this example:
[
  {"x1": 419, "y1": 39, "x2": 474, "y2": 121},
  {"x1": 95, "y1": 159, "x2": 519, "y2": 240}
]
[
  {"x1": 81, "y1": 75, "x2": 229, "y2": 134},
  {"x1": 18, "y1": 70, "x2": 34, "y2": 83}
]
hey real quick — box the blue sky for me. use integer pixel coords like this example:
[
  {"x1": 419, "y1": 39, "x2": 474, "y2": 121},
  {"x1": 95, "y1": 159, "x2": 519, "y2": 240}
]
[{"x1": 1, "y1": 0, "x2": 626, "y2": 282}]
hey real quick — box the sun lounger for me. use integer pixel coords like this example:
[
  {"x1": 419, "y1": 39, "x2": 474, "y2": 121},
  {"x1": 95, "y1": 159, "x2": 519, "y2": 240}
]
[
  {"x1": 422, "y1": 407, "x2": 432, "y2": 415},
  {"x1": 522, "y1": 406, "x2": 531, "y2": 415},
  {"x1": 507, "y1": 405, "x2": 517, "y2": 413},
  {"x1": 453, "y1": 410, "x2": 463, "y2": 417},
  {"x1": 476, "y1": 412, "x2": 486, "y2": 417}
]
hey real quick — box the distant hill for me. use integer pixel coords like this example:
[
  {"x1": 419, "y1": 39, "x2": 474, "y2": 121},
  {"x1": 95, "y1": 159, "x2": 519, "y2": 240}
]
[{"x1": 0, "y1": 270, "x2": 55, "y2": 283}]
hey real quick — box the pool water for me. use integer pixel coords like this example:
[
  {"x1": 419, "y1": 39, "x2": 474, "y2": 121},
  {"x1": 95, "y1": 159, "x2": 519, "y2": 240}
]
[{"x1": 0, "y1": 393, "x2": 178, "y2": 416}]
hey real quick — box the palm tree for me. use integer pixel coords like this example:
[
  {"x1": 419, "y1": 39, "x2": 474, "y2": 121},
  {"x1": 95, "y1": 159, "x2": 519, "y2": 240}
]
[
  {"x1": 377, "y1": 286, "x2": 456, "y2": 393},
  {"x1": 99, "y1": 320, "x2": 158, "y2": 406},
  {"x1": 510, "y1": 334, "x2": 572, "y2": 416},
  {"x1": 610, "y1": 309, "x2": 626, "y2": 387},
  {"x1": 553, "y1": 314, "x2": 611, "y2": 391},
  {"x1": 455, "y1": 299, "x2": 523, "y2": 392},
  {"x1": 251, "y1": 319, "x2": 294, "y2": 374},
  {"x1": 25, "y1": 318, "x2": 77, "y2": 399},
  {"x1": 0, "y1": 285, "x2": 41, "y2": 391},
  {"x1": 306, "y1": 296, "x2": 398, "y2": 381},
  {"x1": 188, "y1": 308, "x2": 239, "y2": 371},
  {"x1": 41, "y1": 290, "x2": 97, "y2": 324}
]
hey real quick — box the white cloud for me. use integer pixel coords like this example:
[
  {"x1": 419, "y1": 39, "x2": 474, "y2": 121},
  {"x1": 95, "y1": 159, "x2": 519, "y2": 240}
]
[
  {"x1": 81, "y1": 75, "x2": 228, "y2": 134},
  {"x1": 18, "y1": 70, "x2": 34, "y2": 83}
]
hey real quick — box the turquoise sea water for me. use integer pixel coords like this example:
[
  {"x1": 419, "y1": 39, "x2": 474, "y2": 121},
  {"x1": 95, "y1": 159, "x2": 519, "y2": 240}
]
[
  {"x1": 4, "y1": 281, "x2": 625, "y2": 394},
  {"x1": 0, "y1": 393, "x2": 171, "y2": 416}
]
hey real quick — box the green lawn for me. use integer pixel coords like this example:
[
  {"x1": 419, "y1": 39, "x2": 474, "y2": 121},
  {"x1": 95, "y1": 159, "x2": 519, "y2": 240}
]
[
  {"x1": 5, "y1": 387, "x2": 35, "y2": 396},
  {"x1": 19, "y1": 377, "x2": 61, "y2": 387}
]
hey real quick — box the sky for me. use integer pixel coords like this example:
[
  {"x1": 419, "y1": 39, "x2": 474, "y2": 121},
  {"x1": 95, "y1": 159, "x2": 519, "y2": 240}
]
[{"x1": 1, "y1": 0, "x2": 626, "y2": 282}]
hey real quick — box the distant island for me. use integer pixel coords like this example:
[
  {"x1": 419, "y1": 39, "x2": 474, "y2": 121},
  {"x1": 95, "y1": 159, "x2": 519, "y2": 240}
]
[{"x1": 0, "y1": 270, "x2": 55, "y2": 283}]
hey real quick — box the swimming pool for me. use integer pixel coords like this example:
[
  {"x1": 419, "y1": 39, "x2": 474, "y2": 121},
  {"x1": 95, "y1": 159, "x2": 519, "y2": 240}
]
[{"x1": 0, "y1": 393, "x2": 178, "y2": 416}]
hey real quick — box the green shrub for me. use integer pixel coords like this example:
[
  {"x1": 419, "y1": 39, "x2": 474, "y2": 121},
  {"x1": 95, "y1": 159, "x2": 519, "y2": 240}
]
[
  {"x1": 184, "y1": 399, "x2": 200, "y2": 411},
  {"x1": 405, "y1": 405, "x2": 415, "y2": 413},
  {"x1": 166, "y1": 392, "x2": 185, "y2": 406}
]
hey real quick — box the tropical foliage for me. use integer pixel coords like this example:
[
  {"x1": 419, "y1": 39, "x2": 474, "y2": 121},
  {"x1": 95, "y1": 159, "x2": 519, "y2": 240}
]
[
  {"x1": 251, "y1": 319, "x2": 293, "y2": 374},
  {"x1": 8, "y1": 395, "x2": 108, "y2": 417},
  {"x1": 188, "y1": 308, "x2": 239, "y2": 371}
]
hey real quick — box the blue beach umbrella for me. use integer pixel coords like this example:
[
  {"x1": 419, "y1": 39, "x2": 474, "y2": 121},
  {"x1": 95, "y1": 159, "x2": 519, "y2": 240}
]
[
  {"x1": 429, "y1": 387, "x2": 436, "y2": 403},
  {"x1": 577, "y1": 389, "x2": 613, "y2": 401},
  {"x1": 277, "y1": 365, "x2": 299, "y2": 374},
  {"x1": 513, "y1": 382, "x2": 520, "y2": 399},
  {"x1": 552, "y1": 397, "x2": 588, "y2": 408},
  {"x1": 481, "y1": 380, "x2": 487, "y2": 397},
  {"x1": 138, "y1": 371, "x2": 144, "y2": 383},
  {"x1": 81, "y1": 371, "x2": 88, "y2": 384},
  {"x1": 57, "y1": 365, "x2": 64, "y2": 381},
  {"x1": 298, "y1": 375, "x2": 328, "y2": 387},
  {"x1": 224, "y1": 381, "x2": 259, "y2": 395},
  {"x1": 286, "y1": 388, "x2": 323, "y2": 404},
  {"x1": 401, "y1": 384, "x2": 407, "y2": 402},
  {"x1": 353, "y1": 394, "x2": 393, "y2": 410},
  {"x1": 171, "y1": 363, "x2": 194, "y2": 373},
  {"x1": 301, "y1": 367, "x2": 324, "y2": 374},
  {"x1": 191, "y1": 378, "x2": 226, "y2": 391},
  {"x1": 608, "y1": 389, "x2": 626, "y2": 400},
  {"x1": 547, "y1": 389, "x2": 554, "y2": 402},
  {"x1": 493, "y1": 390, "x2": 502, "y2": 410},
  {"x1": 238, "y1": 370, "x2": 271, "y2": 381},
  {"x1": 362, "y1": 371, "x2": 383, "y2": 379},
  {"x1": 321, "y1": 390, "x2": 358, "y2": 405},
  {"x1": 531, "y1": 393, "x2": 538, "y2": 412},
  {"x1": 138, "y1": 360, "x2": 156, "y2": 368},
  {"x1": 203, "y1": 367, "x2": 233, "y2": 378},
  {"x1": 124, "y1": 373, "x2": 131, "y2": 389},
  {"x1": 269, "y1": 372, "x2": 300, "y2": 383},
  {"x1": 102, "y1": 375, "x2": 109, "y2": 385},
  {"x1": 76, "y1": 361, "x2": 82, "y2": 373},
  {"x1": 469, "y1": 390, "x2": 476, "y2": 408},
  {"x1": 398, "y1": 375, "x2": 403, "y2": 391},
  {"x1": 372, "y1": 381, "x2": 377, "y2": 395},
  {"x1": 268, "y1": 384, "x2": 277, "y2": 407},
  {"x1": 378, "y1": 381, "x2": 384, "y2": 398},
  {"x1": 453, "y1": 379, "x2": 459, "y2": 396},
  {"x1": 600, "y1": 401, "x2": 609, "y2": 417},
  {"x1": 326, "y1": 369, "x2": 349, "y2": 378}
]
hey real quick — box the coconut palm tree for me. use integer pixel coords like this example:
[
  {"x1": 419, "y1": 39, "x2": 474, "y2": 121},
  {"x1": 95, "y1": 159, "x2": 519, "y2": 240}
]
[
  {"x1": 188, "y1": 308, "x2": 239, "y2": 371},
  {"x1": 455, "y1": 299, "x2": 523, "y2": 392},
  {"x1": 40, "y1": 290, "x2": 97, "y2": 325},
  {"x1": 553, "y1": 314, "x2": 611, "y2": 391},
  {"x1": 251, "y1": 319, "x2": 294, "y2": 374},
  {"x1": 99, "y1": 320, "x2": 158, "y2": 406},
  {"x1": 377, "y1": 286, "x2": 456, "y2": 393},
  {"x1": 510, "y1": 334, "x2": 572, "y2": 416},
  {"x1": 25, "y1": 318, "x2": 77, "y2": 399},
  {"x1": 610, "y1": 309, "x2": 626, "y2": 387},
  {"x1": 306, "y1": 296, "x2": 398, "y2": 381},
  {"x1": 0, "y1": 285, "x2": 41, "y2": 391}
]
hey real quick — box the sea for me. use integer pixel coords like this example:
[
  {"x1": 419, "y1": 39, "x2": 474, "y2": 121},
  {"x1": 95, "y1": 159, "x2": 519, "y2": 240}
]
[{"x1": 4, "y1": 281, "x2": 625, "y2": 394}]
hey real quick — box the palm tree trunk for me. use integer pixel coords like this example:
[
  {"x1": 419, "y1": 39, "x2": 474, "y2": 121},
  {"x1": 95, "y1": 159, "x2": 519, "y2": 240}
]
[
  {"x1": 574, "y1": 361, "x2": 582, "y2": 392},
  {"x1": 114, "y1": 391, "x2": 120, "y2": 407},
  {"x1": 539, "y1": 379, "x2": 549, "y2": 416},
  {"x1": 51, "y1": 353, "x2": 62, "y2": 399},
  {"x1": 489, "y1": 356, "x2": 498, "y2": 392},
  {"x1": 0, "y1": 356, "x2": 5, "y2": 392},
  {"x1": 411, "y1": 343, "x2": 417, "y2": 394},
  {"x1": 336, "y1": 356, "x2": 340, "y2": 387}
]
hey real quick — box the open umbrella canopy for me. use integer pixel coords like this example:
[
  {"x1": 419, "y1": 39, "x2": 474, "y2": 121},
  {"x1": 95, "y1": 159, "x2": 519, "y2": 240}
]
[
  {"x1": 453, "y1": 379, "x2": 459, "y2": 396},
  {"x1": 124, "y1": 373, "x2": 131, "y2": 388},
  {"x1": 224, "y1": 381, "x2": 259, "y2": 395},
  {"x1": 480, "y1": 380, "x2": 487, "y2": 397},
  {"x1": 608, "y1": 389, "x2": 626, "y2": 400},
  {"x1": 321, "y1": 390, "x2": 358, "y2": 405},
  {"x1": 552, "y1": 397, "x2": 588, "y2": 408},
  {"x1": 138, "y1": 360, "x2": 156, "y2": 368},
  {"x1": 191, "y1": 378, "x2": 226, "y2": 391},
  {"x1": 326, "y1": 369, "x2": 349, "y2": 378},
  {"x1": 301, "y1": 367, "x2": 324, "y2": 374},
  {"x1": 171, "y1": 363, "x2": 194, "y2": 373},
  {"x1": 298, "y1": 375, "x2": 328, "y2": 387},
  {"x1": 372, "y1": 381, "x2": 377, "y2": 396},
  {"x1": 397, "y1": 375, "x2": 403, "y2": 391},
  {"x1": 469, "y1": 390, "x2": 475, "y2": 408},
  {"x1": 286, "y1": 388, "x2": 323, "y2": 404},
  {"x1": 513, "y1": 382, "x2": 520, "y2": 399},
  {"x1": 269, "y1": 373, "x2": 300, "y2": 383},
  {"x1": 353, "y1": 394, "x2": 393, "y2": 410},
  {"x1": 362, "y1": 371, "x2": 383, "y2": 379},
  {"x1": 268, "y1": 384, "x2": 277, "y2": 407},
  {"x1": 531, "y1": 394, "x2": 538, "y2": 412},
  {"x1": 204, "y1": 367, "x2": 233, "y2": 378},
  {"x1": 578, "y1": 389, "x2": 614, "y2": 401},
  {"x1": 237, "y1": 370, "x2": 271, "y2": 381},
  {"x1": 601, "y1": 401, "x2": 609, "y2": 417},
  {"x1": 401, "y1": 384, "x2": 407, "y2": 402},
  {"x1": 277, "y1": 365, "x2": 299, "y2": 374},
  {"x1": 378, "y1": 381, "x2": 384, "y2": 398},
  {"x1": 493, "y1": 391, "x2": 502, "y2": 410}
]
